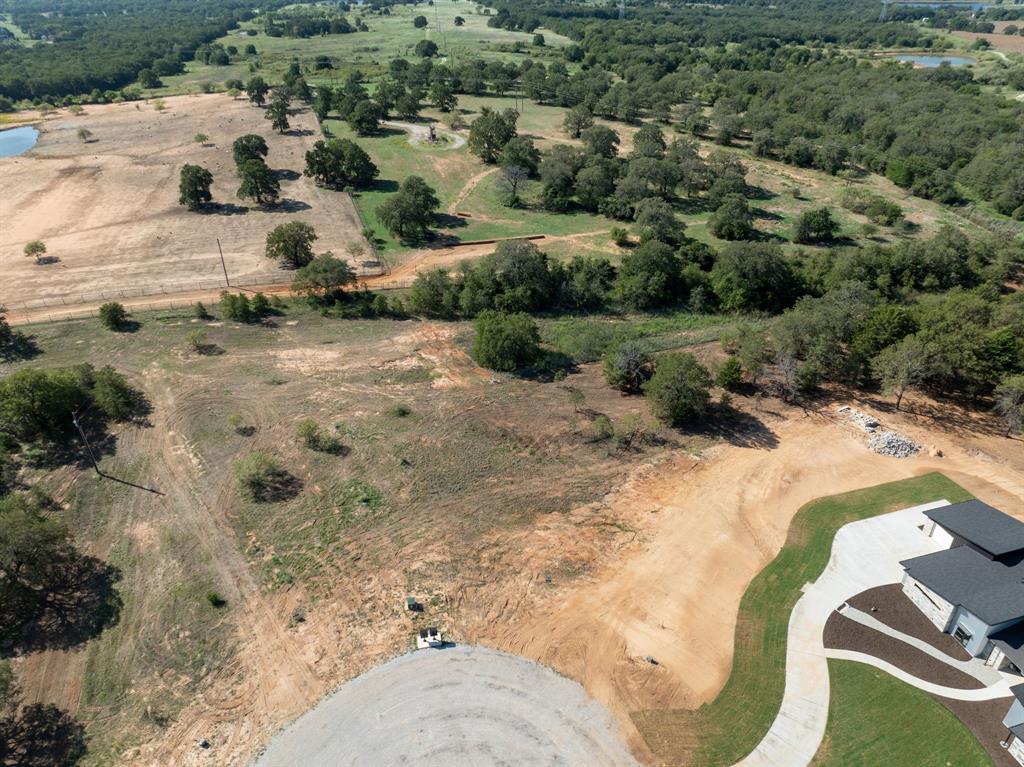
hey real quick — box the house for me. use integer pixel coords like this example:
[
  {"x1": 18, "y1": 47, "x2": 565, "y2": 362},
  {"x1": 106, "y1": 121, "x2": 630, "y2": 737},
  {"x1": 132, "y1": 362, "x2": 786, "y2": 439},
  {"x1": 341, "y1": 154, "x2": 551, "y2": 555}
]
[
  {"x1": 901, "y1": 500, "x2": 1024, "y2": 667},
  {"x1": 416, "y1": 627, "x2": 443, "y2": 649}
]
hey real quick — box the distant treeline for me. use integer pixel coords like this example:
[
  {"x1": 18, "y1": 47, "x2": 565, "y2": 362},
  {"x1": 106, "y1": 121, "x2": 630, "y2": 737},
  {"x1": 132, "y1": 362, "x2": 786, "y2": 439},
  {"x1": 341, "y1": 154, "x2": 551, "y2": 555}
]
[{"x1": 0, "y1": 0, "x2": 287, "y2": 101}]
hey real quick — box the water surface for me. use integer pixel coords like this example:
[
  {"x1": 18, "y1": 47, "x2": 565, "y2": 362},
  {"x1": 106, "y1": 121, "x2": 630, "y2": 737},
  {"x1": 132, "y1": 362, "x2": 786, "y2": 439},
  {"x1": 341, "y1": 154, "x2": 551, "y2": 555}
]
[
  {"x1": 894, "y1": 54, "x2": 976, "y2": 67},
  {"x1": 0, "y1": 125, "x2": 39, "y2": 158}
]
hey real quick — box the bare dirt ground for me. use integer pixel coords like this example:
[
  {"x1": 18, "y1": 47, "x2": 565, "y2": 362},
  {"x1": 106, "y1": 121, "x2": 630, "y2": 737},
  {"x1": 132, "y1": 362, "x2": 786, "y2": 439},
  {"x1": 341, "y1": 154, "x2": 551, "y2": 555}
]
[
  {"x1": 953, "y1": 30, "x2": 1024, "y2": 54},
  {"x1": 12, "y1": 315, "x2": 1024, "y2": 767},
  {"x1": 0, "y1": 94, "x2": 366, "y2": 308}
]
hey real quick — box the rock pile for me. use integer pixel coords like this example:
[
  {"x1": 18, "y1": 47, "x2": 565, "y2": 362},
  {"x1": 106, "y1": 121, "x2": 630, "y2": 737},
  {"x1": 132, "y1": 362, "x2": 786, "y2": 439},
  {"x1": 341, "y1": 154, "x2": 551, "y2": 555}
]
[
  {"x1": 837, "y1": 405, "x2": 921, "y2": 458},
  {"x1": 868, "y1": 430, "x2": 921, "y2": 458}
]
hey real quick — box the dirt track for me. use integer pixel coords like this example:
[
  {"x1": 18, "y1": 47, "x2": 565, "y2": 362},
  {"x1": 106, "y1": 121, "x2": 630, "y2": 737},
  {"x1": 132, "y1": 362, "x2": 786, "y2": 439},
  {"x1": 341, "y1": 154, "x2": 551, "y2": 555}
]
[{"x1": 0, "y1": 94, "x2": 366, "y2": 308}]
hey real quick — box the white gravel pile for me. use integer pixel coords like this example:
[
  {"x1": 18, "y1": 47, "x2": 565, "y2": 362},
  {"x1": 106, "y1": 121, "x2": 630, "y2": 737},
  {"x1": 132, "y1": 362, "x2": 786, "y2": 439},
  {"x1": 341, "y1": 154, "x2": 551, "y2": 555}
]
[
  {"x1": 868, "y1": 431, "x2": 921, "y2": 458},
  {"x1": 836, "y1": 406, "x2": 880, "y2": 432}
]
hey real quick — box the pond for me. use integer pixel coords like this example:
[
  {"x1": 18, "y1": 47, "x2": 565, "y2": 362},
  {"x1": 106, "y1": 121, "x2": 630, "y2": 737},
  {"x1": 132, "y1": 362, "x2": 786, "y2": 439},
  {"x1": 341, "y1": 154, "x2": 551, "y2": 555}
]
[
  {"x1": 898, "y1": 2, "x2": 992, "y2": 9},
  {"x1": 894, "y1": 54, "x2": 976, "y2": 67},
  {"x1": 0, "y1": 125, "x2": 39, "y2": 158}
]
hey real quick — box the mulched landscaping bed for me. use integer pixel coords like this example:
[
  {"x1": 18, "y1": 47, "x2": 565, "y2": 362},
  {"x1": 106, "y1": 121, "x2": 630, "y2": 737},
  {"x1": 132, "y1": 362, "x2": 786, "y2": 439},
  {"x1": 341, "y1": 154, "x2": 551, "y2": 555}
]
[
  {"x1": 823, "y1": 611, "x2": 984, "y2": 689},
  {"x1": 847, "y1": 582, "x2": 971, "y2": 660},
  {"x1": 931, "y1": 696, "x2": 1019, "y2": 767}
]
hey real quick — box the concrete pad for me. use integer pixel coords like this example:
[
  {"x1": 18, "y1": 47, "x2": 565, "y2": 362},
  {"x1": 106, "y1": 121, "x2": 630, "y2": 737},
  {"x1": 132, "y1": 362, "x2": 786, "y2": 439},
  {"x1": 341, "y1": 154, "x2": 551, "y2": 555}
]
[{"x1": 250, "y1": 644, "x2": 641, "y2": 767}]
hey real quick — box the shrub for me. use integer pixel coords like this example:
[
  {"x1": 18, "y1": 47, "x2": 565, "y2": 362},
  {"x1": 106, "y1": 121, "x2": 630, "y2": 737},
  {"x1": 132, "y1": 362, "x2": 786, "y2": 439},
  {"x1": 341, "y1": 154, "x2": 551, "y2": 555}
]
[
  {"x1": 91, "y1": 366, "x2": 138, "y2": 421},
  {"x1": 98, "y1": 302, "x2": 128, "y2": 330},
  {"x1": 206, "y1": 591, "x2": 227, "y2": 608},
  {"x1": 295, "y1": 418, "x2": 345, "y2": 454},
  {"x1": 590, "y1": 414, "x2": 614, "y2": 442},
  {"x1": 234, "y1": 452, "x2": 298, "y2": 502},
  {"x1": 387, "y1": 404, "x2": 412, "y2": 418},
  {"x1": 793, "y1": 207, "x2": 840, "y2": 244},
  {"x1": 193, "y1": 301, "x2": 211, "y2": 319},
  {"x1": 470, "y1": 310, "x2": 541, "y2": 372},
  {"x1": 643, "y1": 353, "x2": 713, "y2": 426},
  {"x1": 602, "y1": 342, "x2": 654, "y2": 394},
  {"x1": 715, "y1": 356, "x2": 744, "y2": 390},
  {"x1": 220, "y1": 292, "x2": 255, "y2": 323}
]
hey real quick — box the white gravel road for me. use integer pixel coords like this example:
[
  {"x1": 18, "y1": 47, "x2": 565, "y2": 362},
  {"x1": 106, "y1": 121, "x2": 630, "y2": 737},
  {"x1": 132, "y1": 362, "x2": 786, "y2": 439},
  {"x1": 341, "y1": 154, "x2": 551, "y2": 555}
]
[{"x1": 251, "y1": 644, "x2": 639, "y2": 767}]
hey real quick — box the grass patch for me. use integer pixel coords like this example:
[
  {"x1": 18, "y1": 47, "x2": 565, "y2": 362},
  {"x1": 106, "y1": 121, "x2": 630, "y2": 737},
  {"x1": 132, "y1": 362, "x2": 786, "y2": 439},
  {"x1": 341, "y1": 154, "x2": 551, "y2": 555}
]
[
  {"x1": 811, "y1": 659, "x2": 993, "y2": 766},
  {"x1": 632, "y1": 472, "x2": 973, "y2": 766}
]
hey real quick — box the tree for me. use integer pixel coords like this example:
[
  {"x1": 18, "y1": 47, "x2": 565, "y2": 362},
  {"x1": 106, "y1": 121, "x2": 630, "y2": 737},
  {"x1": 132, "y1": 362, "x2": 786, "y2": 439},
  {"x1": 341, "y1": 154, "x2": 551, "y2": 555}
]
[
  {"x1": 265, "y1": 93, "x2": 290, "y2": 133},
  {"x1": 643, "y1": 353, "x2": 713, "y2": 426},
  {"x1": 498, "y1": 165, "x2": 529, "y2": 207},
  {"x1": 603, "y1": 342, "x2": 654, "y2": 393},
  {"x1": 91, "y1": 366, "x2": 138, "y2": 421},
  {"x1": 615, "y1": 240, "x2": 681, "y2": 310},
  {"x1": 453, "y1": 15, "x2": 465, "y2": 26},
  {"x1": 291, "y1": 253, "x2": 357, "y2": 299},
  {"x1": 232, "y1": 134, "x2": 268, "y2": 167},
  {"x1": 266, "y1": 222, "x2": 317, "y2": 268},
  {"x1": 429, "y1": 80, "x2": 457, "y2": 112},
  {"x1": 237, "y1": 160, "x2": 280, "y2": 205},
  {"x1": 470, "y1": 310, "x2": 540, "y2": 371},
  {"x1": 715, "y1": 355, "x2": 744, "y2": 390},
  {"x1": 347, "y1": 99, "x2": 383, "y2": 135},
  {"x1": 413, "y1": 15, "x2": 428, "y2": 28},
  {"x1": 468, "y1": 108, "x2": 518, "y2": 164},
  {"x1": 414, "y1": 39, "x2": 438, "y2": 58},
  {"x1": 395, "y1": 91, "x2": 420, "y2": 119},
  {"x1": 871, "y1": 335, "x2": 929, "y2": 411},
  {"x1": 563, "y1": 107, "x2": 593, "y2": 139},
  {"x1": 193, "y1": 133, "x2": 209, "y2": 146},
  {"x1": 76, "y1": 127, "x2": 92, "y2": 143},
  {"x1": 178, "y1": 164, "x2": 214, "y2": 210},
  {"x1": 245, "y1": 76, "x2": 269, "y2": 106},
  {"x1": 709, "y1": 194, "x2": 754, "y2": 240},
  {"x1": 994, "y1": 375, "x2": 1024, "y2": 437},
  {"x1": 498, "y1": 136, "x2": 540, "y2": 176},
  {"x1": 581, "y1": 125, "x2": 619, "y2": 159},
  {"x1": 98, "y1": 302, "x2": 128, "y2": 331},
  {"x1": 407, "y1": 269, "x2": 462, "y2": 319},
  {"x1": 23, "y1": 241, "x2": 46, "y2": 265},
  {"x1": 634, "y1": 198, "x2": 685, "y2": 245},
  {"x1": 377, "y1": 176, "x2": 440, "y2": 242},
  {"x1": 632, "y1": 124, "x2": 666, "y2": 159},
  {"x1": 533, "y1": 33, "x2": 546, "y2": 46},
  {"x1": 710, "y1": 242, "x2": 799, "y2": 314},
  {"x1": 303, "y1": 139, "x2": 378, "y2": 189},
  {"x1": 794, "y1": 207, "x2": 840, "y2": 244}
]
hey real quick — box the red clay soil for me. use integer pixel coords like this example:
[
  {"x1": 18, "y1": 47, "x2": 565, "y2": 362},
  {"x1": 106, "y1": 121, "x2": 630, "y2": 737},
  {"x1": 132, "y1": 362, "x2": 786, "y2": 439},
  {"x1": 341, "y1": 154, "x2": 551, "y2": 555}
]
[
  {"x1": 823, "y1": 612, "x2": 983, "y2": 689},
  {"x1": 848, "y1": 583, "x2": 971, "y2": 660}
]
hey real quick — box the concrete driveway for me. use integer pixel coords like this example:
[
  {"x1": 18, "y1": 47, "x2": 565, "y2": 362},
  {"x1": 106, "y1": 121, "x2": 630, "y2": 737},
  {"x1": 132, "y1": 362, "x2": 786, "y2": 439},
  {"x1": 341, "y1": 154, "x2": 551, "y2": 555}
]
[
  {"x1": 251, "y1": 644, "x2": 640, "y2": 767},
  {"x1": 735, "y1": 500, "x2": 972, "y2": 767}
]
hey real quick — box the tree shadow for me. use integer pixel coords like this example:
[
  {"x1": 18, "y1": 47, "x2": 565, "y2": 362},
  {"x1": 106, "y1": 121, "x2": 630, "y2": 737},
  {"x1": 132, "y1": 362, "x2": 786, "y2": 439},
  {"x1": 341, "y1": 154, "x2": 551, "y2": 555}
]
[
  {"x1": 1, "y1": 552, "x2": 122, "y2": 656},
  {"x1": 745, "y1": 184, "x2": 775, "y2": 202},
  {"x1": 363, "y1": 178, "x2": 399, "y2": 193},
  {"x1": 204, "y1": 202, "x2": 250, "y2": 216},
  {"x1": 268, "y1": 198, "x2": 312, "y2": 213},
  {"x1": 111, "y1": 319, "x2": 141, "y2": 333},
  {"x1": 0, "y1": 332, "x2": 41, "y2": 362},
  {"x1": 689, "y1": 406, "x2": 780, "y2": 449},
  {"x1": 0, "y1": 703, "x2": 87, "y2": 766},
  {"x1": 752, "y1": 207, "x2": 784, "y2": 222},
  {"x1": 285, "y1": 128, "x2": 315, "y2": 137},
  {"x1": 434, "y1": 212, "x2": 469, "y2": 229},
  {"x1": 35, "y1": 255, "x2": 62, "y2": 266},
  {"x1": 193, "y1": 343, "x2": 225, "y2": 356},
  {"x1": 273, "y1": 168, "x2": 301, "y2": 181},
  {"x1": 247, "y1": 470, "x2": 303, "y2": 503}
]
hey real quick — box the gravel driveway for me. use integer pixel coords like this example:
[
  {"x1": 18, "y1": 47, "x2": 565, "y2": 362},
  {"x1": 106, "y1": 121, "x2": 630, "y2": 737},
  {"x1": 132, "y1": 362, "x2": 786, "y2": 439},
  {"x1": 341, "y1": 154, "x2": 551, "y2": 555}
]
[{"x1": 251, "y1": 644, "x2": 640, "y2": 767}]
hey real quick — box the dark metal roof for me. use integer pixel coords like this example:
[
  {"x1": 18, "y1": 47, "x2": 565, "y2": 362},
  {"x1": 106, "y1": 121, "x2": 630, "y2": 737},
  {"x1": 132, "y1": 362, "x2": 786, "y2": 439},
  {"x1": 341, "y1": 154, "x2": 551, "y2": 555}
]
[
  {"x1": 901, "y1": 545, "x2": 1024, "y2": 626},
  {"x1": 1012, "y1": 683, "x2": 1024, "y2": 706},
  {"x1": 925, "y1": 501, "x2": 1024, "y2": 557}
]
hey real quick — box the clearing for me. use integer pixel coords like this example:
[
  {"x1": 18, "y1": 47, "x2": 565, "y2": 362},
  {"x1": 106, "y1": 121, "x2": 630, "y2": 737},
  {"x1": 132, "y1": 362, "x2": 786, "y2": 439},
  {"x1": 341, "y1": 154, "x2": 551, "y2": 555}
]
[{"x1": 0, "y1": 93, "x2": 367, "y2": 310}]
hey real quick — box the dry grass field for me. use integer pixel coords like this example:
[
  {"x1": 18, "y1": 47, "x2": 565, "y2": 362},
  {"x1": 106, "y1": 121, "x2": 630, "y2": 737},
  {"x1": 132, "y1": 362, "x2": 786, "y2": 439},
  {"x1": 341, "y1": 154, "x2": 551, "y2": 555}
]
[{"x1": 0, "y1": 94, "x2": 368, "y2": 309}]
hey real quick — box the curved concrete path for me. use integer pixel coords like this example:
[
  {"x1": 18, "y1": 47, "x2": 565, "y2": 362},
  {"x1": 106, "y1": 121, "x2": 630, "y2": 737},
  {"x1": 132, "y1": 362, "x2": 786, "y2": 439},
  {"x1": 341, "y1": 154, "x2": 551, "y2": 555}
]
[
  {"x1": 251, "y1": 644, "x2": 640, "y2": 767},
  {"x1": 733, "y1": 500, "x2": 958, "y2": 767}
]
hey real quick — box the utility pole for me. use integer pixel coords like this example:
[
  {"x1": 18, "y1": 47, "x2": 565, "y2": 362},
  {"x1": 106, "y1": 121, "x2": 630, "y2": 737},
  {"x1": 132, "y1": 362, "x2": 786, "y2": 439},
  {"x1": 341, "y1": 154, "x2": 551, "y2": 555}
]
[
  {"x1": 72, "y1": 410, "x2": 102, "y2": 477},
  {"x1": 217, "y1": 238, "x2": 230, "y2": 287}
]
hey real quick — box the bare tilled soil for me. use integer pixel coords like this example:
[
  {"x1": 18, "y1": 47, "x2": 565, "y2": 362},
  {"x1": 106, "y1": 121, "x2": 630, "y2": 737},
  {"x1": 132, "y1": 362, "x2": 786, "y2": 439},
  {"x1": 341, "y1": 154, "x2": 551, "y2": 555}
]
[{"x1": 0, "y1": 94, "x2": 367, "y2": 308}]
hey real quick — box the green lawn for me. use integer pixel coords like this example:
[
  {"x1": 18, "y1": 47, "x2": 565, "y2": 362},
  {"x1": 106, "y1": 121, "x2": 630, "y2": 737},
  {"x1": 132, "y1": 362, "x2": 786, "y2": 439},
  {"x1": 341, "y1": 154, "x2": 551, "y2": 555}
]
[
  {"x1": 810, "y1": 659, "x2": 993, "y2": 767},
  {"x1": 143, "y1": 0, "x2": 569, "y2": 97},
  {"x1": 632, "y1": 472, "x2": 975, "y2": 766}
]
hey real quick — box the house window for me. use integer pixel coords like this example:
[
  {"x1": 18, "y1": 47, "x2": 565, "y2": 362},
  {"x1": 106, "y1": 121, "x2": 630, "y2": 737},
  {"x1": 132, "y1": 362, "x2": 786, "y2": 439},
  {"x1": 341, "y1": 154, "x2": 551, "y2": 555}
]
[{"x1": 953, "y1": 625, "x2": 972, "y2": 648}]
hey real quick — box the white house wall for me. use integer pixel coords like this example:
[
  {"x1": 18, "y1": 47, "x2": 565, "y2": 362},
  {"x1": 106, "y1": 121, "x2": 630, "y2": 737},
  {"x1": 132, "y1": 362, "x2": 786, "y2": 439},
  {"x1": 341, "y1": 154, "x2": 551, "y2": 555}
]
[
  {"x1": 901, "y1": 572, "x2": 955, "y2": 631},
  {"x1": 1010, "y1": 736, "x2": 1024, "y2": 766},
  {"x1": 928, "y1": 521, "x2": 955, "y2": 549}
]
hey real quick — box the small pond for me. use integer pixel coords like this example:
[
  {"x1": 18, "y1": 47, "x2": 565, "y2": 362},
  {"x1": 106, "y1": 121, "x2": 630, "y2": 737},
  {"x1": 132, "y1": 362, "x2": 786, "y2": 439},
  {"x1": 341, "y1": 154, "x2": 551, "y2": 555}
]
[
  {"x1": 0, "y1": 125, "x2": 39, "y2": 158},
  {"x1": 894, "y1": 54, "x2": 976, "y2": 67}
]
